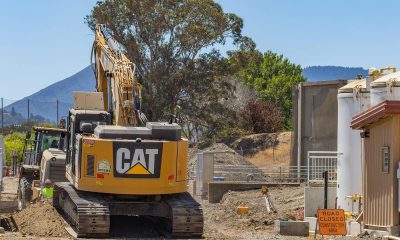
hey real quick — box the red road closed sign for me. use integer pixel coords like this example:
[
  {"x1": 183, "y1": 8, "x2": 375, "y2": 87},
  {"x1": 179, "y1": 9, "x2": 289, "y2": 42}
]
[{"x1": 317, "y1": 209, "x2": 347, "y2": 235}]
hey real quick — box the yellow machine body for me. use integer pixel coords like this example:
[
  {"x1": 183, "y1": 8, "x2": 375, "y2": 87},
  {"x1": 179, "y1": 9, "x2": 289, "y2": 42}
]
[{"x1": 66, "y1": 136, "x2": 188, "y2": 195}]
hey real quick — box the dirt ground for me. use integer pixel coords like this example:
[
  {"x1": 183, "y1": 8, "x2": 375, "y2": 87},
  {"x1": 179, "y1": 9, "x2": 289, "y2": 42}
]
[
  {"x1": 203, "y1": 185, "x2": 304, "y2": 239},
  {"x1": 12, "y1": 200, "x2": 70, "y2": 238},
  {"x1": 245, "y1": 132, "x2": 292, "y2": 168},
  {"x1": 0, "y1": 184, "x2": 368, "y2": 239}
]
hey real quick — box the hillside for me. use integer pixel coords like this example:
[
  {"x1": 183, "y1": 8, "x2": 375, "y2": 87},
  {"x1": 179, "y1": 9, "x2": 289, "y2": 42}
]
[
  {"x1": 3, "y1": 65, "x2": 368, "y2": 125},
  {"x1": 5, "y1": 66, "x2": 95, "y2": 123},
  {"x1": 302, "y1": 66, "x2": 368, "y2": 81}
]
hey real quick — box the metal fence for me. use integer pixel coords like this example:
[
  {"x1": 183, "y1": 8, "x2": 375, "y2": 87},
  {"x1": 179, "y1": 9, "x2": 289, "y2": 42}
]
[
  {"x1": 307, "y1": 151, "x2": 338, "y2": 184},
  {"x1": 194, "y1": 150, "x2": 338, "y2": 184},
  {"x1": 213, "y1": 164, "x2": 311, "y2": 182}
]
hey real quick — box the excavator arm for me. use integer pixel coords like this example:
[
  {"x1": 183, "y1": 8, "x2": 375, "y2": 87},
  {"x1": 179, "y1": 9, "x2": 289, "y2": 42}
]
[{"x1": 91, "y1": 24, "x2": 147, "y2": 126}]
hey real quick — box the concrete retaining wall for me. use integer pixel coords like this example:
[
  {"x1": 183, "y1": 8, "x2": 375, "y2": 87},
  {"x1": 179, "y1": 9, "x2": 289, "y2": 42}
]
[
  {"x1": 208, "y1": 182, "x2": 300, "y2": 203},
  {"x1": 292, "y1": 80, "x2": 348, "y2": 167}
]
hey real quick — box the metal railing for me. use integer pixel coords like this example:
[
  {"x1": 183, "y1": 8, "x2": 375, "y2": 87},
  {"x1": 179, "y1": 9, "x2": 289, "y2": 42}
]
[
  {"x1": 193, "y1": 150, "x2": 338, "y2": 185},
  {"x1": 307, "y1": 151, "x2": 338, "y2": 185},
  {"x1": 213, "y1": 165, "x2": 308, "y2": 182}
]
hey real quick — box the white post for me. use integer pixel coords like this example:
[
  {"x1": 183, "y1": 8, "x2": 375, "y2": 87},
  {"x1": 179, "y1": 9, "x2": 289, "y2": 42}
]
[
  {"x1": 297, "y1": 83, "x2": 303, "y2": 183},
  {"x1": 307, "y1": 151, "x2": 310, "y2": 185}
]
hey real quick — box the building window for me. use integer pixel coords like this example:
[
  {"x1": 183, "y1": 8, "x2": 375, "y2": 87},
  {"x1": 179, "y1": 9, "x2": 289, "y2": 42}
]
[{"x1": 381, "y1": 146, "x2": 390, "y2": 173}]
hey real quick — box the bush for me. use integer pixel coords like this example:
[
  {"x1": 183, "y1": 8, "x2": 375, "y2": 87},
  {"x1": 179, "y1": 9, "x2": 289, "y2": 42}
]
[
  {"x1": 242, "y1": 99, "x2": 283, "y2": 133},
  {"x1": 4, "y1": 132, "x2": 26, "y2": 165}
]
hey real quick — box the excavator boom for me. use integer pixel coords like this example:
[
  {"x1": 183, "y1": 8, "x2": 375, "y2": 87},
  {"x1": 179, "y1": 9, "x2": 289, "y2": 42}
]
[{"x1": 92, "y1": 24, "x2": 146, "y2": 126}]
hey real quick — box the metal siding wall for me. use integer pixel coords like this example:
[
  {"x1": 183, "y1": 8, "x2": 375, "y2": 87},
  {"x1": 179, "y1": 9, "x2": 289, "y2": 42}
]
[
  {"x1": 364, "y1": 116, "x2": 399, "y2": 227},
  {"x1": 393, "y1": 116, "x2": 400, "y2": 226}
]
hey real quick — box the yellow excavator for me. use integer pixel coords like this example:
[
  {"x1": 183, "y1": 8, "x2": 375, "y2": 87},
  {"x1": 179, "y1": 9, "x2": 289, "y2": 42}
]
[{"x1": 49, "y1": 25, "x2": 203, "y2": 238}]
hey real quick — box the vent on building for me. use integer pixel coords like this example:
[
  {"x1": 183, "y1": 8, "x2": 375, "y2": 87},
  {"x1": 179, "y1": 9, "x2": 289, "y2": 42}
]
[{"x1": 87, "y1": 155, "x2": 95, "y2": 176}]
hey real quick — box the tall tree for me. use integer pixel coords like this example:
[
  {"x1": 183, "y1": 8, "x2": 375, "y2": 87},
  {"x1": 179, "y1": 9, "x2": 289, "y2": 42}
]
[
  {"x1": 86, "y1": 0, "x2": 244, "y2": 139},
  {"x1": 231, "y1": 49, "x2": 306, "y2": 128}
]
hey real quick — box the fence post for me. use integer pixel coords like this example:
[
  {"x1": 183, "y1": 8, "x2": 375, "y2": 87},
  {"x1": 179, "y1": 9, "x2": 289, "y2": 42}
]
[
  {"x1": 324, "y1": 170, "x2": 328, "y2": 209},
  {"x1": 1, "y1": 97, "x2": 3, "y2": 135},
  {"x1": 307, "y1": 151, "x2": 310, "y2": 185},
  {"x1": 279, "y1": 167, "x2": 282, "y2": 182}
]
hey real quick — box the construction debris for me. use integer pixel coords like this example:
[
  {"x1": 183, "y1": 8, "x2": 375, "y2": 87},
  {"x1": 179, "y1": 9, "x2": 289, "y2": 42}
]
[
  {"x1": 262, "y1": 187, "x2": 276, "y2": 213},
  {"x1": 237, "y1": 206, "x2": 249, "y2": 215}
]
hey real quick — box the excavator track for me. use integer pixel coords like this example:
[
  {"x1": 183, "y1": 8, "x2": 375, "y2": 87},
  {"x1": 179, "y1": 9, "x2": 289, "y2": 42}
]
[
  {"x1": 165, "y1": 192, "x2": 204, "y2": 238},
  {"x1": 53, "y1": 182, "x2": 110, "y2": 238},
  {"x1": 53, "y1": 183, "x2": 202, "y2": 238}
]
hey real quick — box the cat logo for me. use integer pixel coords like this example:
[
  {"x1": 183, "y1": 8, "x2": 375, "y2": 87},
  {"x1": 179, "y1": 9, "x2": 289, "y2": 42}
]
[{"x1": 113, "y1": 142, "x2": 162, "y2": 178}]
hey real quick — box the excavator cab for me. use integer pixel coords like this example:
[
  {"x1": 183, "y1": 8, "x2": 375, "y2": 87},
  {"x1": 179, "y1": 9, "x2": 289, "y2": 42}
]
[
  {"x1": 65, "y1": 108, "x2": 111, "y2": 180},
  {"x1": 21, "y1": 127, "x2": 66, "y2": 166}
]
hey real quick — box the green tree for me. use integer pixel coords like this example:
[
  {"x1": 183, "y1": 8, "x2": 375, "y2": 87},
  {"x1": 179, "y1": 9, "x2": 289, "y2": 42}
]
[
  {"x1": 85, "y1": 0, "x2": 244, "y2": 139},
  {"x1": 233, "y1": 50, "x2": 306, "y2": 128}
]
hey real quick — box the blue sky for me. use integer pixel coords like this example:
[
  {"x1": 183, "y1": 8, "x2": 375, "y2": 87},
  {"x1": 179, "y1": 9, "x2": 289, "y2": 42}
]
[{"x1": 1, "y1": 0, "x2": 400, "y2": 100}]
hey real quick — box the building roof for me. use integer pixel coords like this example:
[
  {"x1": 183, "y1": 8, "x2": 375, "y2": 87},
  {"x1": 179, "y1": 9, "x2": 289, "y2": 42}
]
[
  {"x1": 300, "y1": 79, "x2": 348, "y2": 87},
  {"x1": 351, "y1": 100, "x2": 400, "y2": 130},
  {"x1": 338, "y1": 78, "x2": 367, "y2": 93}
]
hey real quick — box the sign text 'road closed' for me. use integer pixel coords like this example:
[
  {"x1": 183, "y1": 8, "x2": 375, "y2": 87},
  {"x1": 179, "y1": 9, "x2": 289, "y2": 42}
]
[{"x1": 317, "y1": 209, "x2": 347, "y2": 235}]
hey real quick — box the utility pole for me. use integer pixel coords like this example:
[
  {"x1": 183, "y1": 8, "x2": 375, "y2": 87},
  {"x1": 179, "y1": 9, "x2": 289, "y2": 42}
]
[
  {"x1": 27, "y1": 99, "x2": 30, "y2": 122},
  {"x1": 1, "y1": 98, "x2": 3, "y2": 135},
  {"x1": 56, "y1": 100, "x2": 59, "y2": 124}
]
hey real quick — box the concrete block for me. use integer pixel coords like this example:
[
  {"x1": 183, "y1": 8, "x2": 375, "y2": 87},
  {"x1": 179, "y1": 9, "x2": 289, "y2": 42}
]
[
  {"x1": 0, "y1": 227, "x2": 4, "y2": 234},
  {"x1": 305, "y1": 217, "x2": 317, "y2": 233},
  {"x1": 304, "y1": 186, "x2": 337, "y2": 217},
  {"x1": 0, "y1": 201, "x2": 18, "y2": 213},
  {"x1": 208, "y1": 182, "x2": 300, "y2": 203},
  {"x1": 348, "y1": 221, "x2": 361, "y2": 236},
  {"x1": 275, "y1": 220, "x2": 309, "y2": 236}
]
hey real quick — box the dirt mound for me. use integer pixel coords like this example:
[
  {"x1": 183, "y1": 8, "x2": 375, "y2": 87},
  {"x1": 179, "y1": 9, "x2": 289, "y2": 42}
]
[
  {"x1": 189, "y1": 143, "x2": 253, "y2": 178},
  {"x1": 228, "y1": 133, "x2": 279, "y2": 155},
  {"x1": 245, "y1": 132, "x2": 292, "y2": 168},
  {"x1": 203, "y1": 185, "x2": 304, "y2": 238},
  {"x1": 13, "y1": 200, "x2": 69, "y2": 238}
]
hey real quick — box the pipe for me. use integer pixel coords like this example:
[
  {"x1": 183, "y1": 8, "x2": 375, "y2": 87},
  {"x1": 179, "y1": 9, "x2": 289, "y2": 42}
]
[
  {"x1": 384, "y1": 236, "x2": 400, "y2": 240},
  {"x1": 380, "y1": 66, "x2": 397, "y2": 74},
  {"x1": 100, "y1": 24, "x2": 120, "y2": 53}
]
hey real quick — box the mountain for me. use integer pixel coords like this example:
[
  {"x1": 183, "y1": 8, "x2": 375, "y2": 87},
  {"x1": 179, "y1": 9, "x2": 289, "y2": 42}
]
[
  {"x1": 4, "y1": 65, "x2": 369, "y2": 125},
  {"x1": 302, "y1": 66, "x2": 368, "y2": 82},
  {"x1": 5, "y1": 66, "x2": 96, "y2": 123}
]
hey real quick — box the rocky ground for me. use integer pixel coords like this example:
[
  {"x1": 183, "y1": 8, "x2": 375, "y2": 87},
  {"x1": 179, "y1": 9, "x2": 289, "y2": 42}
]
[
  {"x1": 203, "y1": 185, "x2": 304, "y2": 239},
  {"x1": 0, "y1": 132, "x2": 369, "y2": 239},
  {"x1": 0, "y1": 184, "x2": 369, "y2": 239}
]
